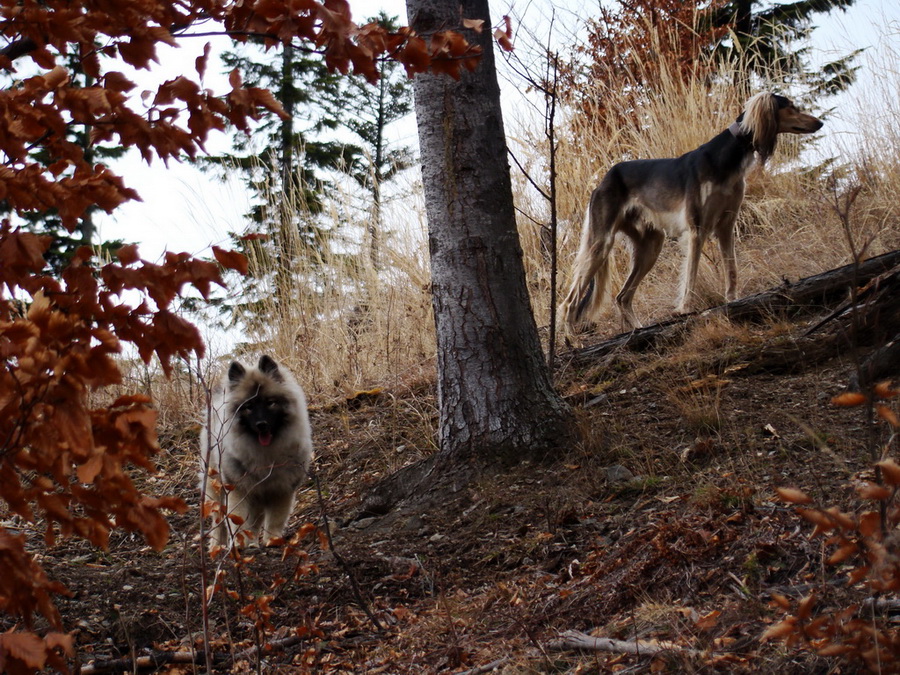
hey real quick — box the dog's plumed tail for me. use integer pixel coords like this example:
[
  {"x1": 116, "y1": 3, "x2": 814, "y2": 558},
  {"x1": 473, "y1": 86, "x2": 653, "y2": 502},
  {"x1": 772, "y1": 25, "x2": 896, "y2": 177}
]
[{"x1": 561, "y1": 194, "x2": 616, "y2": 331}]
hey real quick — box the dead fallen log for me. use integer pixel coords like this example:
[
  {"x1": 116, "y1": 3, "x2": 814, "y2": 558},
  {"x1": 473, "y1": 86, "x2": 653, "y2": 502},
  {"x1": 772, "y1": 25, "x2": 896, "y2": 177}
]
[
  {"x1": 78, "y1": 651, "x2": 207, "y2": 675},
  {"x1": 77, "y1": 635, "x2": 306, "y2": 674},
  {"x1": 569, "y1": 249, "x2": 900, "y2": 366},
  {"x1": 546, "y1": 629, "x2": 703, "y2": 657},
  {"x1": 860, "y1": 597, "x2": 900, "y2": 616},
  {"x1": 713, "y1": 249, "x2": 900, "y2": 322},
  {"x1": 852, "y1": 338, "x2": 900, "y2": 390}
]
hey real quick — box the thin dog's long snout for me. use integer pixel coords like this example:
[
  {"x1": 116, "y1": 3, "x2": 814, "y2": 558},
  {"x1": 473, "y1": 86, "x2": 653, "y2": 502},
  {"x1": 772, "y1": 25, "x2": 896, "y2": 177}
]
[{"x1": 777, "y1": 103, "x2": 823, "y2": 134}]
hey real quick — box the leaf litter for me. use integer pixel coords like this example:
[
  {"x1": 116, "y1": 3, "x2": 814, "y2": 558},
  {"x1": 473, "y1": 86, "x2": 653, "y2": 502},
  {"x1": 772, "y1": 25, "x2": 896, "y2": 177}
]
[{"x1": 6, "y1": 319, "x2": 896, "y2": 673}]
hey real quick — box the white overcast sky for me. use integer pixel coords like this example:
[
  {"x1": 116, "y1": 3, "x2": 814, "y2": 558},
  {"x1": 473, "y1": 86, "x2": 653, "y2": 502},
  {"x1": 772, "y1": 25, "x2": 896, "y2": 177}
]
[{"x1": 93, "y1": 0, "x2": 900, "y2": 263}]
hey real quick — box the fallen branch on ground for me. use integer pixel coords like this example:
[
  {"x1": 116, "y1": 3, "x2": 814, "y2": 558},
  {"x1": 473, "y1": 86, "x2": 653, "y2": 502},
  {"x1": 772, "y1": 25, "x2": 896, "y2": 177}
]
[
  {"x1": 79, "y1": 651, "x2": 207, "y2": 674},
  {"x1": 315, "y1": 472, "x2": 385, "y2": 632},
  {"x1": 78, "y1": 635, "x2": 308, "y2": 674},
  {"x1": 546, "y1": 630, "x2": 704, "y2": 657},
  {"x1": 568, "y1": 249, "x2": 900, "y2": 366},
  {"x1": 453, "y1": 656, "x2": 510, "y2": 674}
]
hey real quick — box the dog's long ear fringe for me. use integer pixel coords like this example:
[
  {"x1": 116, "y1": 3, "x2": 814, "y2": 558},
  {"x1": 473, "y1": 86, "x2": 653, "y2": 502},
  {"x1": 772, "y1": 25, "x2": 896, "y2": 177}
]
[{"x1": 740, "y1": 92, "x2": 779, "y2": 164}]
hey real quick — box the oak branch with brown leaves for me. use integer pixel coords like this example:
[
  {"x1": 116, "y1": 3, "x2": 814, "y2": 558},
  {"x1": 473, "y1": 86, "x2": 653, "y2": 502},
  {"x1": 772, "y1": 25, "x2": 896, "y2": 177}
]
[{"x1": 0, "y1": 0, "x2": 489, "y2": 670}]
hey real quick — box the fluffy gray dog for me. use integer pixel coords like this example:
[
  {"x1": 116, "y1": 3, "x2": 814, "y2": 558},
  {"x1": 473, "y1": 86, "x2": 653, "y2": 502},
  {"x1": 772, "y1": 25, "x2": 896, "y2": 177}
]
[{"x1": 200, "y1": 355, "x2": 313, "y2": 549}]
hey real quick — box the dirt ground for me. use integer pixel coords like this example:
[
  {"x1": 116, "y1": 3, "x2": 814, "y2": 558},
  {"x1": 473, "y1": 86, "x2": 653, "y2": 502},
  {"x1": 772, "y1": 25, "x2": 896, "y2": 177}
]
[{"x1": 6, "y1": 308, "x2": 898, "y2": 673}]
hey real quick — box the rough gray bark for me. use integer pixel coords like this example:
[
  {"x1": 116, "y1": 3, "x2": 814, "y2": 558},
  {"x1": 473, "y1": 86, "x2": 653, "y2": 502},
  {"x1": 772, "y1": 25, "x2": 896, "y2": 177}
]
[{"x1": 406, "y1": 0, "x2": 577, "y2": 464}]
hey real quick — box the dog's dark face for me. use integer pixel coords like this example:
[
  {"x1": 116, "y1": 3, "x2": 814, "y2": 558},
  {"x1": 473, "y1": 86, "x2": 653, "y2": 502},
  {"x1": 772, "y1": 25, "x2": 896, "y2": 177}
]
[
  {"x1": 774, "y1": 95, "x2": 824, "y2": 134},
  {"x1": 227, "y1": 357, "x2": 294, "y2": 447},
  {"x1": 235, "y1": 389, "x2": 291, "y2": 447}
]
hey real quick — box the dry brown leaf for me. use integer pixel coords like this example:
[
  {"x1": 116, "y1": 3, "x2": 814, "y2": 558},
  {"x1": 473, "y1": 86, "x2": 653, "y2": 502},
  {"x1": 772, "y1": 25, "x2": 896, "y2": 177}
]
[
  {"x1": 877, "y1": 459, "x2": 900, "y2": 485},
  {"x1": 761, "y1": 618, "x2": 797, "y2": 641},
  {"x1": 775, "y1": 487, "x2": 812, "y2": 505},
  {"x1": 876, "y1": 404, "x2": 900, "y2": 427},
  {"x1": 857, "y1": 482, "x2": 891, "y2": 501},
  {"x1": 831, "y1": 391, "x2": 868, "y2": 407}
]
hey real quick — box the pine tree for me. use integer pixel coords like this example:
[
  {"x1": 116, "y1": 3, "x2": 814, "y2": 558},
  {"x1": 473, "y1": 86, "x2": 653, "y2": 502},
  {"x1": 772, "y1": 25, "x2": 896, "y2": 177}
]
[
  {"x1": 710, "y1": 0, "x2": 861, "y2": 96},
  {"x1": 561, "y1": 0, "x2": 861, "y2": 117},
  {"x1": 205, "y1": 39, "x2": 359, "y2": 234},
  {"x1": 199, "y1": 18, "x2": 414, "y2": 325},
  {"x1": 197, "y1": 40, "x2": 362, "y2": 324},
  {"x1": 342, "y1": 12, "x2": 415, "y2": 268}
]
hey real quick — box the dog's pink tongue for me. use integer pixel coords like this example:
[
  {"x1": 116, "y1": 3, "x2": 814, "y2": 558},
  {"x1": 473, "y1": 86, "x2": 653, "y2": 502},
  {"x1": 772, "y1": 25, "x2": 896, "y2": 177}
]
[{"x1": 258, "y1": 432, "x2": 273, "y2": 446}]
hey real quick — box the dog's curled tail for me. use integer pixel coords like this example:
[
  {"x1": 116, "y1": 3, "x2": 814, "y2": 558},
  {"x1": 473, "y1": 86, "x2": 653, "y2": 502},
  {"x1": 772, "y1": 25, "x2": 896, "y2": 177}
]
[{"x1": 561, "y1": 197, "x2": 614, "y2": 332}]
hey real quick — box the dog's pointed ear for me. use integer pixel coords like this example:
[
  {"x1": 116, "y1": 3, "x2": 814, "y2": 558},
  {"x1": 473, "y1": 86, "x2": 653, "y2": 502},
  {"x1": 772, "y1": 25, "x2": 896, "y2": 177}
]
[
  {"x1": 258, "y1": 355, "x2": 284, "y2": 382},
  {"x1": 227, "y1": 361, "x2": 247, "y2": 388}
]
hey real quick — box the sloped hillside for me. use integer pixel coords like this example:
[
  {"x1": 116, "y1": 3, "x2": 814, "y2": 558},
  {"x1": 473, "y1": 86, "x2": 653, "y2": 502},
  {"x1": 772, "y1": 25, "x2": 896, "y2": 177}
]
[{"x1": 16, "y1": 254, "x2": 900, "y2": 674}]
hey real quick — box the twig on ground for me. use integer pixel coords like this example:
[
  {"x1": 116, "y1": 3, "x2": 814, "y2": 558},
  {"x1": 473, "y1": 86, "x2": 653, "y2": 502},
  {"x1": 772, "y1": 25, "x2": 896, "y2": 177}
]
[
  {"x1": 78, "y1": 651, "x2": 209, "y2": 674},
  {"x1": 314, "y1": 472, "x2": 385, "y2": 632},
  {"x1": 454, "y1": 656, "x2": 511, "y2": 674},
  {"x1": 229, "y1": 634, "x2": 304, "y2": 665},
  {"x1": 78, "y1": 635, "x2": 308, "y2": 674},
  {"x1": 546, "y1": 629, "x2": 704, "y2": 658}
]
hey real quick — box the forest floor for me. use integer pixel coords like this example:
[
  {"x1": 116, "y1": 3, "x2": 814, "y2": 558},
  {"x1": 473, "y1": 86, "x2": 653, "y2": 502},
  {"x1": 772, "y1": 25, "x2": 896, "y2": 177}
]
[{"x1": 7, "y1": 298, "x2": 899, "y2": 673}]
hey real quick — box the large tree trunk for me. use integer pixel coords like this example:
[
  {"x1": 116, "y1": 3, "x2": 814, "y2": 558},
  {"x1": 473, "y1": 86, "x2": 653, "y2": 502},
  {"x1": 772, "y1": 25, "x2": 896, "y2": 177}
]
[{"x1": 406, "y1": 0, "x2": 577, "y2": 465}]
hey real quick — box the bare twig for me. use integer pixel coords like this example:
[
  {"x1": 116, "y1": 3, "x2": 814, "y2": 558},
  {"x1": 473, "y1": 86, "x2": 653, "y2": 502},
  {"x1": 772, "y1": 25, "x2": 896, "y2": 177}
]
[
  {"x1": 195, "y1": 356, "x2": 214, "y2": 673},
  {"x1": 454, "y1": 657, "x2": 511, "y2": 675},
  {"x1": 498, "y1": 12, "x2": 563, "y2": 374},
  {"x1": 78, "y1": 635, "x2": 308, "y2": 674},
  {"x1": 314, "y1": 472, "x2": 385, "y2": 632},
  {"x1": 0, "y1": 37, "x2": 37, "y2": 61},
  {"x1": 229, "y1": 634, "x2": 304, "y2": 665},
  {"x1": 546, "y1": 630, "x2": 703, "y2": 657},
  {"x1": 824, "y1": 178, "x2": 887, "y2": 530},
  {"x1": 78, "y1": 651, "x2": 210, "y2": 675}
]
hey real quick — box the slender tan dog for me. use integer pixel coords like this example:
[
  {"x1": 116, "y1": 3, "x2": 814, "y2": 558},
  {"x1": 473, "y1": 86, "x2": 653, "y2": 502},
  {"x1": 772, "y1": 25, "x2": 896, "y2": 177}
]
[{"x1": 561, "y1": 93, "x2": 823, "y2": 331}]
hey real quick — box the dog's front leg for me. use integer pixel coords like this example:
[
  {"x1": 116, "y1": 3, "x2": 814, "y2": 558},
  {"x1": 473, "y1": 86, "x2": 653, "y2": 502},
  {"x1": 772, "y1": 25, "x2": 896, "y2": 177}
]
[
  {"x1": 716, "y1": 215, "x2": 739, "y2": 303},
  {"x1": 676, "y1": 229, "x2": 702, "y2": 314},
  {"x1": 262, "y1": 492, "x2": 295, "y2": 545}
]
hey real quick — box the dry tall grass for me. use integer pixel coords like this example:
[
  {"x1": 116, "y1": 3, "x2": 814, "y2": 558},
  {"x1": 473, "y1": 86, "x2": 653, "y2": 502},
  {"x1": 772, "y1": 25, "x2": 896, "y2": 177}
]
[
  {"x1": 221, "y1": 173, "x2": 436, "y2": 404},
  {"x1": 149, "y1": 24, "x2": 900, "y2": 408}
]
